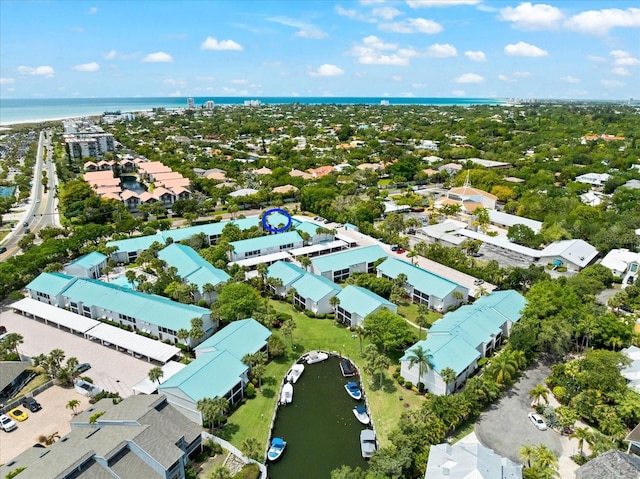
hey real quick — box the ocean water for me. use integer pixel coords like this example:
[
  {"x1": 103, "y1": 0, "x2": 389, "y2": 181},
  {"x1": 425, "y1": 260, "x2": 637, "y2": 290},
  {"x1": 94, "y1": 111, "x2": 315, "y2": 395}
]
[{"x1": 0, "y1": 97, "x2": 503, "y2": 126}]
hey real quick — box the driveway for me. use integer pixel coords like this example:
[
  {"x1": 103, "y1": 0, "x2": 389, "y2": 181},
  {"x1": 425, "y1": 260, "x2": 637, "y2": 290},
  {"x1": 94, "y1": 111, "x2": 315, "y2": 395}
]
[
  {"x1": 475, "y1": 360, "x2": 562, "y2": 463},
  {"x1": 0, "y1": 307, "x2": 156, "y2": 398}
]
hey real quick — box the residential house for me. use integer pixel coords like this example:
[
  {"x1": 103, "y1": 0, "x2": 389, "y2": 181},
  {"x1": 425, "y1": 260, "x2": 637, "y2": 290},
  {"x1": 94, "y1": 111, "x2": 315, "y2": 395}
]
[
  {"x1": 0, "y1": 394, "x2": 202, "y2": 479},
  {"x1": 621, "y1": 345, "x2": 640, "y2": 394},
  {"x1": 626, "y1": 423, "x2": 640, "y2": 456},
  {"x1": 601, "y1": 248, "x2": 640, "y2": 282},
  {"x1": 439, "y1": 184, "x2": 498, "y2": 211},
  {"x1": 537, "y1": 239, "x2": 599, "y2": 272},
  {"x1": 575, "y1": 450, "x2": 640, "y2": 479},
  {"x1": 487, "y1": 210, "x2": 542, "y2": 233},
  {"x1": 401, "y1": 291, "x2": 525, "y2": 395},
  {"x1": 228, "y1": 231, "x2": 304, "y2": 262},
  {"x1": 289, "y1": 273, "x2": 341, "y2": 315},
  {"x1": 0, "y1": 361, "x2": 33, "y2": 403},
  {"x1": 334, "y1": 285, "x2": 396, "y2": 328},
  {"x1": 424, "y1": 443, "x2": 522, "y2": 479},
  {"x1": 376, "y1": 257, "x2": 468, "y2": 312},
  {"x1": 294, "y1": 221, "x2": 335, "y2": 245},
  {"x1": 310, "y1": 245, "x2": 387, "y2": 281},
  {"x1": 63, "y1": 252, "x2": 108, "y2": 279},
  {"x1": 266, "y1": 261, "x2": 307, "y2": 296},
  {"x1": 575, "y1": 172, "x2": 612, "y2": 187}
]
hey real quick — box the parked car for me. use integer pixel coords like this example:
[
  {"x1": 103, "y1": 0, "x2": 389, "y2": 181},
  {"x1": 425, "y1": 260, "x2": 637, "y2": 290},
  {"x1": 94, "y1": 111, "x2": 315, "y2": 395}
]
[
  {"x1": 0, "y1": 247, "x2": 6, "y2": 254},
  {"x1": 627, "y1": 276, "x2": 635, "y2": 285},
  {"x1": 528, "y1": 412, "x2": 547, "y2": 431},
  {"x1": 7, "y1": 408, "x2": 28, "y2": 422},
  {"x1": 0, "y1": 325, "x2": 6, "y2": 334},
  {"x1": 473, "y1": 279, "x2": 485, "y2": 286},
  {"x1": 21, "y1": 397, "x2": 42, "y2": 412},
  {"x1": 390, "y1": 245, "x2": 398, "y2": 251},
  {"x1": 395, "y1": 248, "x2": 406, "y2": 254},
  {"x1": 22, "y1": 221, "x2": 29, "y2": 227},
  {"x1": 0, "y1": 414, "x2": 17, "y2": 432},
  {"x1": 75, "y1": 362, "x2": 91, "y2": 373}
]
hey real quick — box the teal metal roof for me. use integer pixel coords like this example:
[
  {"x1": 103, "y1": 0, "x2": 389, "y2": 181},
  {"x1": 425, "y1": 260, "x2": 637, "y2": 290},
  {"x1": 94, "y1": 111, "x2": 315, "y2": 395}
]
[
  {"x1": 401, "y1": 334, "x2": 481, "y2": 376},
  {"x1": 262, "y1": 212, "x2": 300, "y2": 230},
  {"x1": 158, "y1": 244, "x2": 229, "y2": 289},
  {"x1": 290, "y1": 273, "x2": 341, "y2": 303},
  {"x1": 55, "y1": 277, "x2": 210, "y2": 331},
  {"x1": 194, "y1": 318, "x2": 271, "y2": 359},
  {"x1": 68, "y1": 252, "x2": 107, "y2": 269},
  {"x1": 158, "y1": 349, "x2": 248, "y2": 401},
  {"x1": 26, "y1": 272, "x2": 75, "y2": 297},
  {"x1": 107, "y1": 232, "x2": 165, "y2": 254},
  {"x1": 230, "y1": 231, "x2": 303, "y2": 255},
  {"x1": 376, "y1": 256, "x2": 462, "y2": 299},
  {"x1": 267, "y1": 261, "x2": 306, "y2": 287},
  {"x1": 429, "y1": 308, "x2": 502, "y2": 348},
  {"x1": 311, "y1": 245, "x2": 387, "y2": 273},
  {"x1": 295, "y1": 221, "x2": 326, "y2": 237},
  {"x1": 473, "y1": 290, "x2": 526, "y2": 324},
  {"x1": 335, "y1": 285, "x2": 395, "y2": 318}
]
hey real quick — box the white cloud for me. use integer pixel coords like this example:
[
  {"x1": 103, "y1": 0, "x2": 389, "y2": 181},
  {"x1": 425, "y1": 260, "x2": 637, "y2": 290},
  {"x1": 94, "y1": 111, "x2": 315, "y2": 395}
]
[
  {"x1": 348, "y1": 35, "x2": 417, "y2": 66},
  {"x1": 498, "y1": 3, "x2": 563, "y2": 30},
  {"x1": 201, "y1": 37, "x2": 243, "y2": 51},
  {"x1": 379, "y1": 17, "x2": 443, "y2": 34},
  {"x1": 72, "y1": 62, "x2": 99, "y2": 72},
  {"x1": 561, "y1": 76, "x2": 581, "y2": 83},
  {"x1": 268, "y1": 17, "x2": 328, "y2": 39},
  {"x1": 464, "y1": 50, "x2": 486, "y2": 62},
  {"x1": 104, "y1": 50, "x2": 117, "y2": 60},
  {"x1": 412, "y1": 82, "x2": 428, "y2": 88},
  {"x1": 362, "y1": 35, "x2": 398, "y2": 50},
  {"x1": 514, "y1": 71, "x2": 530, "y2": 77},
  {"x1": 452, "y1": 90, "x2": 466, "y2": 97},
  {"x1": 610, "y1": 50, "x2": 640, "y2": 66},
  {"x1": 392, "y1": 75, "x2": 402, "y2": 81},
  {"x1": 142, "y1": 52, "x2": 173, "y2": 63},
  {"x1": 426, "y1": 43, "x2": 457, "y2": 57},
  {"x1": 0, "y1": 78, "x2": 15, "y2": 84},
  {"x1": 498, "y1": 74, "x2": 516, "y2": 82},
  {"x1": 455, "y1": 73, "x2": 484, "y2": 83},
  {"x1": 17, "y1": 65, "x2": 55, "y2": 76},
  {"x1": 168, "y1": 90, "x2": 183, "y2": 97},
  {"x1": 587, "y1": 54, "x2": 606, "y2": 62},
  {"x1": 504, "y1": 41, "x2": 548, "y2": 57},
  {"x1": 163, "y1": 78, "x2": 187, "y2": 87},
  {"x1": 231, "y1": 79, "x2": 249, "y2": 84},
  {"x1": 566, "y1": 8, "x2": 640, "y2": 36},
  {"x1": 335, "y1": 5, "x2": 375, "y2": 22},
  {"x1": 88, "y1": 7, "x2": 98, "y2": 14},
  {"x1": 601, "y1": 79, "x2": 625, "y2": 87},
  {"x1": 309, "y1": 64, "x2": 345, "y2": 77},
  {"x1": 103, "y1": 50, "x2": 137, "y2": 60},
  {"x1": 407, "y1": 0, "x2": 481, "y2": 7},
  {"x1": 612, "y1": 67, "x2": 630, "y2": 76},
  {"x1": 372, "y1": 7, "x2": 403, "y2": 20}
]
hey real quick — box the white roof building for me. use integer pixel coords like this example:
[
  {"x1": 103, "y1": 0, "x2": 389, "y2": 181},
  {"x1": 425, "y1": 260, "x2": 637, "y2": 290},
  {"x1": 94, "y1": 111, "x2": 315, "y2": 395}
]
[
  {"x1": 538, "y1": 239, "x2": 599, "y2": 271},
  {"x1": 487, "y1": 210, "x2": 542, "y2": 233},
  {"x1": 575, "y1": 172, "x2": 612, "y2": 187},
  {"x1": 425, "y1": 443, "x2": 522, "y2": 479},
  {"x1": 600, "y1": 249, "x2": 640, "y2": 277}
]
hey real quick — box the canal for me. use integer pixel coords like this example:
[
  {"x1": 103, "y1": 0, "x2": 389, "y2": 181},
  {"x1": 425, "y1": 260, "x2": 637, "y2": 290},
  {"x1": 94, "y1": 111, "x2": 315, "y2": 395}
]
[{"x1": 268, "y1": 356, "x2": 370, "y2": 479}]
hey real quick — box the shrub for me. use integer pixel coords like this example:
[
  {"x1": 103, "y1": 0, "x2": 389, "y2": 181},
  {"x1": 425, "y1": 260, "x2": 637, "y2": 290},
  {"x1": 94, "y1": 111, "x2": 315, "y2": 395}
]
[
  {"x1": 392, "y1": 371, "x2": 400, "y2": 379},
  {"x1": 412, "y1": 386, "x2": 419, "y2": 393},
  {"x1": 305, "y1": 310, "x2": 316, "y2": 318},
  {"x1": 327, "y1": 313, "x2": 335, "y2": 320},
  {"x1": 233, "y1": 463, "x2": 260, "y2": 479},
  {"x1": 7, "y1": 290, "x2": 25, "y2": 301},
  {"x1": 553, "y1": 386, "x2": 567, "y2": 404},
  {"x1": 477, "y1": 358, "x2": 488, "y2": 367},
  {"x1": 404, "y1": 381, "x2": 413, "y2": 390},
  {"x1": 557, "y1": 266, "x2": 567, "y2": 272},
  {"x1": 417, "y1": 382, "x2": 425, "y2": 393},
  {"x1": 395, "y1": 366, "x2": 401, "y2": 374},
  {"x1": 245, "y1": 383, "x2": 256, "y2": 398},
  {"x1": 276, "y1": 312, "x2": 292, "y2": 323},
  {"x1": 397, "y1": 376, "x2": 405, "y2": 386}
]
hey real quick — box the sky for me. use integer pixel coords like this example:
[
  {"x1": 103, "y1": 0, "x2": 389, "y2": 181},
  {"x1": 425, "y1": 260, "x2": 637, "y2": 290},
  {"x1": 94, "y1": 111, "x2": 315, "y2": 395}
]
[{"x1": 0, "y1": 0, "x2": 638, "y2": 100}]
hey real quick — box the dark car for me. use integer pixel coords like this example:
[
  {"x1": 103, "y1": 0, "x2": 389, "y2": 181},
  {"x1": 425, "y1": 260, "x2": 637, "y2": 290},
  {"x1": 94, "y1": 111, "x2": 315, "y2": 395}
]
[
  {"x1": 627, "y1": 276, "x2": 635, "y2": 285},
  {"x1": 0, "y1": 325, "x2": 6, "y2": 335},
  {"x1": 0, "y1": 247, "x2": 6, "y2": 254},
  {"x1": 75, "y1": 362, "x2": 91, "y2": 373},
  {"x1": 21, "y1": 397, "x2": 42, "y2": 412}
]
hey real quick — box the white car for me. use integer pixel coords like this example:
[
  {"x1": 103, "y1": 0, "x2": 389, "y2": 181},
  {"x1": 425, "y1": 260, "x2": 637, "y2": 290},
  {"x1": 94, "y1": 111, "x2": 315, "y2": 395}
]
[
  {"x1": 0, "y1": 414, "x2": 17, "y2": 432},
  {"x1": 528, "y1": 412, "x2": 547, "y2": 431}
]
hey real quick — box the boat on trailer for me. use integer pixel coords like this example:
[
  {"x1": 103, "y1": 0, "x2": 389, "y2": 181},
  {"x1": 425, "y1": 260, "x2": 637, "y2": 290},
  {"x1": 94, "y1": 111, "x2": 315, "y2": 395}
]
[
  {"x1": 286, "y1": 363, "x2": 305, "y2": 383},
  {"x1": 306, "y1": 350, "x2": 329, "y2": 364},
  {"x1": 340, "y1": 358, "x2": 357, "y2": 377},
  {"x1": 344, "y1": 381, "x2": 362, "y2": 400},
  {"x1": 360, "y1": 429, "x2": 377, "y2": 459},
  {"x1": 280, "y1": 382, "x2": 293, "y2": 405},
  {"x1": 267, "y1": 437, "x2": 287, "y2": 462},
  {"x1": 353, "y1": 405, "x2": 370, "y2": 425}
]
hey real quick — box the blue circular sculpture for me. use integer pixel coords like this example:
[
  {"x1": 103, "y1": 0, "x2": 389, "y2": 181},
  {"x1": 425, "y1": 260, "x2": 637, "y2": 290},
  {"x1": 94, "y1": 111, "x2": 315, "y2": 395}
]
[{"x1": 262, "y1": 208, "x2": 292, "y2": 233}]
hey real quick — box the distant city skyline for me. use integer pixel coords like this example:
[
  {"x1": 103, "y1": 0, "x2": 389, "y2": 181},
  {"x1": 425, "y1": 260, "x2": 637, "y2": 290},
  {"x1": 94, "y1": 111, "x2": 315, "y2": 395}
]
[{"x1": 1, "y1": 0, "x2": 638, "y2": 100}]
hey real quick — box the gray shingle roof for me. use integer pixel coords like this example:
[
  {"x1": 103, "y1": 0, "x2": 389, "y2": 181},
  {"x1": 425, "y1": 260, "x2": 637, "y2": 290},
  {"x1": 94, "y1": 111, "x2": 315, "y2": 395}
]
[{"x1": 575, "y1": 450, "x2": 640, "y2": 479}]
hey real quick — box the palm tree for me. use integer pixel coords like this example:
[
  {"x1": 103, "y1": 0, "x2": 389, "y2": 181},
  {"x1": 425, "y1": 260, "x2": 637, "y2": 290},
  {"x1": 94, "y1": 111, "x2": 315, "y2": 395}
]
[
  {"x1": 529, "y1": 383, "x2": 550, "y2": 407},
  {"x1": 125, "y1": 270, "x2": 137, "y2": 289},
  {"x1": 176, "y1": 328, "x2": 190, "y2": 345},
  {"x1": 533, "y1": 444, "x2": 559, "y2": 470},
  {"x1": 406, "y1": 345, "x2": 435, "y2": 388},
  {"x1": 281, "y1": 319, "x2": 296, "y2": 349},
  {"x1": 240, "y1": 437, "x2": 262, "y2": 461},
  {"x1": 209, "y1": 466, "x2": 232, "y2": 479},
  {"x1": 518, "y1": 444, "x2": 536, "y2": 468},
  {"x1": 148, "y1": 366, "x2": 164, "y2": 385},
  {"x1": 66, "y1": 399, "x2": 81, "y2": 415},
  {"x1": 252, "y1": 363, "x2": 266, "y2": 389},
  {"x1": 440, "y1": 367, "x2": 457, "y2": 394},
  {"x1": 38, "y1": 432, "x2": 60, "y2": 446},
  {"x1": 489, "y1": 351, "x2": 519, "y2": 385},
  {"x1": 570, "y1": 427, "x2": 592, "y2": 456},
  {"x1": 606, "y1": 336, "x2": 623, "y2": 351},
  {"x1": 452, "y1": 290, "x2": 464, "y2": 305},
  {"x1": 190, "y1": 317, "x2": 204, "y2": 343},
  {"x1": 298, "y1": 255, "x2": 312, "y2": 271}
]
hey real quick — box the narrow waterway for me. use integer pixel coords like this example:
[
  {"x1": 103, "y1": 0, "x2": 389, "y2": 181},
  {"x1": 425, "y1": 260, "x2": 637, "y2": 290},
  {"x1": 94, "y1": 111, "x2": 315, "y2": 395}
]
[{"x1": 268, "y1": 356, "x2": 370, "y2": 478}]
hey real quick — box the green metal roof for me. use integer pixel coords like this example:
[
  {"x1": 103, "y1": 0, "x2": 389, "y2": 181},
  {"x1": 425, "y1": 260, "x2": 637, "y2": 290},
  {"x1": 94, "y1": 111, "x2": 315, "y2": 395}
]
[
  {"x1": 158, "y1": 349, "x2": 248, "y2": 401},
  {"x1": 267, "y1": 261, "x2": 306, "y2": 287},
  {"x1": 26, "y1": 272, "x2": 75, "y2": 297},
  {"x1": 311, "y1": 245, "x2": 387, "y2": 273},
  {"x1": 376, "y1": 256, "x2": 462, "y2": 299},
  {"x1": 401, "y1": 334, "x2": 481, "y2": 376},
  {"x1": 230, "y1": 231, "x2": 303, "y2": 255},
  {"x1": 290, "y1": 273, "x2": 341, "y2": 303},
  {"x1": 67, "y1": 252, "x2": 107, "y2": 269},
  {"x1": 194, "y1": 318, "x2": 271, "y2": 359},
  {"x1": 335, "y1": 285, "x2": 395, "y2": 318},
  {"x1": 158, "y1": 244, "x2": 229, "y2": 289}
]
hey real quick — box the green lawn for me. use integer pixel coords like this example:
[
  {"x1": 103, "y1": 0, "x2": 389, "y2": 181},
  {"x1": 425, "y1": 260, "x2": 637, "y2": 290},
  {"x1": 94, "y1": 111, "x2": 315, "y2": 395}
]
[
  {"x1": 219, "y1": 300, "x2": 427, "y2": 450},
  {"x1": 397, "y1": 301, "x2": 441, "y2": 334}
]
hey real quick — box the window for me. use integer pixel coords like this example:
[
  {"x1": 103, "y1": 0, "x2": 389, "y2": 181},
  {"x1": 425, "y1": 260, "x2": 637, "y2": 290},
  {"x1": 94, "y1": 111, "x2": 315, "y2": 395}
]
[
  {"x1": 333, "y1": 268, "x2": 350, "y2": 282},
  {"x1": 279, "y1": 243, "x2": 294, "y2": 250},
  {"x1": 413, "y1": 289, "x2": 429, "y2": 306},
  {"x1": 367, "y1": 262, "x2": 376, "y2": 273},
  {"x1": 244, "y1": 249, "x2": 261, "y2": 258}
]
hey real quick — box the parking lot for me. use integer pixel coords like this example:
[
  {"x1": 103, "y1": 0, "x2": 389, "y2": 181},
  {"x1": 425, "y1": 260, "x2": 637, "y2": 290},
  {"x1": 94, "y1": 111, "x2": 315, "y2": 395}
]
[
  {"x1": 0, "y1": 306, "x2": 157, "y2": 398},
  {"x1": 0, "y1": 385, "x2": 91, "y2": 464}
]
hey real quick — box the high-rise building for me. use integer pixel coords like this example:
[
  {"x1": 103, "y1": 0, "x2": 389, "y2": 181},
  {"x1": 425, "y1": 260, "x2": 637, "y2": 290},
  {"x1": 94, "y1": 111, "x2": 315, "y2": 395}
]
[{"x1": 187, "y1": 97, "x2": 195, "y2": 109}]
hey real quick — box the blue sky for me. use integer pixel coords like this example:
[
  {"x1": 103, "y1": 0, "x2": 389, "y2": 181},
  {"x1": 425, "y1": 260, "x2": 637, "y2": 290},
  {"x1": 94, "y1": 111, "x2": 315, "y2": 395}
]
[{"x1": 1, "y1": 1, "x2": 638, "y2": 99}]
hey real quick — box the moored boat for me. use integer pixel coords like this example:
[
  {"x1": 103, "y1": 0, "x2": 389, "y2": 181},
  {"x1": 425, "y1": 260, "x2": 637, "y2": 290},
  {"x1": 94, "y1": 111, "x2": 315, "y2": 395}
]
[
  {"x1": 344, "y1": 381, "x2": 362, "y2": 400},
  {"x1": 280, "y1": 382, "x2": 293, "y2": 405},
  {"x1": 340, "y1": 358, "x2": 356, "y2": 377},
  {"x1": 353, "y1": 405, "x2": 370, "y2": 425},
  {"x1": 306, "y1": 350, "x2": 329, "y2": 364},
  {"x1": 360, "y1": 429, "x2": 377, "y2": 459},
  {"x1": 286, "y1": 363, "x2": 305, "y2": 383},
  {"x1": 267, "y1": 437, "x2": 287, "y2": 462}
]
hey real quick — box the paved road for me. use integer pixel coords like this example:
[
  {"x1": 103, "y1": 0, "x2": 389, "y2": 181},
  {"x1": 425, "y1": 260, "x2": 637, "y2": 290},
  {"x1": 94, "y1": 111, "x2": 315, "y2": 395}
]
[{"x1": 475, "y1": 360, "x2": 562, "y2": 464}]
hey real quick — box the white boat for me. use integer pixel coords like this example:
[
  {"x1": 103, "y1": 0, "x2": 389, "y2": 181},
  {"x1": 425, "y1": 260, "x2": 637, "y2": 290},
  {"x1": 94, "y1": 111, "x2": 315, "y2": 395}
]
[
  {"x1": 286, "y1": 363, "x2": 305, "y2": 383},
  {"x1": 306, "y1": 350, "x2": 329, "y2": 364},
  {"x1": 353, "y1": 405, "x2": 370, "y2": 425},
  {"x1": 345, "y1": 381, "x2": 362, "y2": 400},
  {"x1": 267, "y1": 437, "x2": 286, "y2": 462},
  {"x1": 360, "y1": 429, "x2": 377, "y2": 459},
  {"x1": 280, "y1": 382, "x2": 293, "y2": 405}
]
